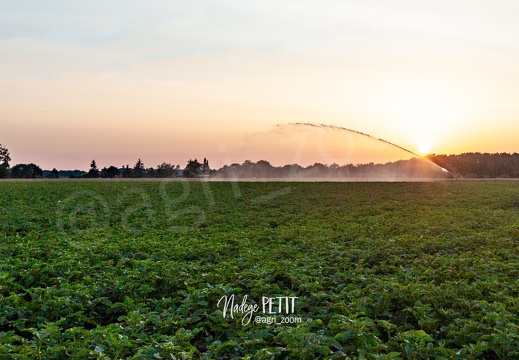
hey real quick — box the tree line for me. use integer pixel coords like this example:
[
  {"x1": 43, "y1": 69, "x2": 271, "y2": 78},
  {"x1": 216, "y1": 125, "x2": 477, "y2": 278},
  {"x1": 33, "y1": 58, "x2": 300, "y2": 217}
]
[
  {"x1": 211, "y1": 158, "x2": 445, "y2": 179},
  {"x1": 80, "y1": 158, "x2": 210, "y2": 179},
  {"x1": 213, "y1": 154, "x2": 519, "y2": 179},
  {"x1": 0, "y1": 143, "x2": 211, "y2": 179},
  {"x1": 1, "y1": 143, "x2": 518, "y2": 179},
  {"x1": 427, "y1": 153, "x2": 519, "y2": 178}
]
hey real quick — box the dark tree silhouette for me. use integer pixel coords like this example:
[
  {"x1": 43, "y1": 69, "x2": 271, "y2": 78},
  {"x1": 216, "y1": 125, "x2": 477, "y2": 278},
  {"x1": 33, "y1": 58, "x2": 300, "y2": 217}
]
[
  {"x1": 0, "y1": 166, "x2": 8, "y2": 178},
  {"x1": 122, "y1": 165, "x2": 132, "y2": 178},
  {"x1": 11, "y1": 164, "x2": 43, "y2": 178},
  {"x1": 201, "y1": 158, "x2": 210, "y2": 175},
  {"x1": 184, "y1": 159, "x2": 203, "y2": 178},
  {"x1": 211, "y1": 158, "x2": 448, "y2": 179},
  {"x1": 86, "y1": 160, "x2": 100, "y2": 178},
  {"x1": 427, "y1": 153, "x2": 519, "y2": 178},
  {"x1": 47, "y1": 168, "x2": 60, "y2": 178},
  {"x1": 0, "y1": 143, "x2": 10, "y2": 178},
  {"x1": 156, "y1": 162, "x2": 178, "y2": 178},
  {"x1": 7, "y1": 151, "x2": 518, "y2": 180},
  {"x1": 0, "y1": 143, "x2": 10, "y2": 166},
  {"x1": 133, "y1": 159, "x2": 145, "y2": 178},
  {"x1": 100, "y1": 166, "x2": 120, "y2": 178},
  {"x1": 145, "y1": 167, "x2": 156, "y2": 178},
  {"x1": 251, "y1": 160, "x2": 273, "y2": 178}
]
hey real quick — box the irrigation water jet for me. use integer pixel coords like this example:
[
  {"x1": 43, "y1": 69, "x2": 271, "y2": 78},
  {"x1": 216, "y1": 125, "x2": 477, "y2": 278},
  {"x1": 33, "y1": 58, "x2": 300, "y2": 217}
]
[{"x1": 286, "y1": 122, "x2": 451, "y2": 174}]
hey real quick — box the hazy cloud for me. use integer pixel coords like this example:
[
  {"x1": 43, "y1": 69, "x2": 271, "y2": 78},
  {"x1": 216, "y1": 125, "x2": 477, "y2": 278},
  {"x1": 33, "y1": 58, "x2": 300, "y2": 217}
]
[{"x1": 2, "y1": 0, "x2": 519, "y2": 79}]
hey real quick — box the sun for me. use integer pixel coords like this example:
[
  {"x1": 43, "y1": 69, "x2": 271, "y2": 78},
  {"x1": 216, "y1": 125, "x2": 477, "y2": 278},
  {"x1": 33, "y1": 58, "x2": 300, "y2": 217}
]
[{"x1": 418, "y1": 143, "x2": 430, "y2": 155}]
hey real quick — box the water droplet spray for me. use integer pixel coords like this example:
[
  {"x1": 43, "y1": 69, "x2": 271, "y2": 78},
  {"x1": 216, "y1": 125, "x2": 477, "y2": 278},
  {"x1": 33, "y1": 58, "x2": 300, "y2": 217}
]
[{"x1": 286, "y1": 122, "x2": 451, "y2": 174}]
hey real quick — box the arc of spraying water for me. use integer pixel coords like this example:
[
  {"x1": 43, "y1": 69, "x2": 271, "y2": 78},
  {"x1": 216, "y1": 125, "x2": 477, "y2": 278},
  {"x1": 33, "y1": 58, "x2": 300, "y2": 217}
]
[{"x1": 287, "y1": 122, "x2": 450, "y2": 173}]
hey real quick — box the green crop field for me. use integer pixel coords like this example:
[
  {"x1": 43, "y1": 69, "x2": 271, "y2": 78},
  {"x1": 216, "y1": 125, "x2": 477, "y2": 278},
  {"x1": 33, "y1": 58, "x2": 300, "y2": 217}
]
[{"x1": 1, "y1": 180, "x2": 519, "y2": 359}]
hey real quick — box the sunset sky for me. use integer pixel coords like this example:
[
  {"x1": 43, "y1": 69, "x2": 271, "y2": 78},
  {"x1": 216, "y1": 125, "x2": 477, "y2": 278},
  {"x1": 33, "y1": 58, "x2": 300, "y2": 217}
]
[{"x1": 2, "y1": 1, "x2": 519, "y2": 170}]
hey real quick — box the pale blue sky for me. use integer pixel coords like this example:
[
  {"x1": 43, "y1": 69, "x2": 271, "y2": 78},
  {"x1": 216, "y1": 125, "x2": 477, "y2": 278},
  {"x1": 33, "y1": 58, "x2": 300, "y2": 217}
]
[{"x1": 4, "y1": 1, "x2": 518, "y2": 77}]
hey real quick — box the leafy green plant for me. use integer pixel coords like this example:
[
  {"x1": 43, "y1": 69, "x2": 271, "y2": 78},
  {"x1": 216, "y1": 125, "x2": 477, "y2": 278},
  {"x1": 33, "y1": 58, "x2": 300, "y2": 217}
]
[{"x1": 1, "y1": 181, "x2": 519, "y2": 358}]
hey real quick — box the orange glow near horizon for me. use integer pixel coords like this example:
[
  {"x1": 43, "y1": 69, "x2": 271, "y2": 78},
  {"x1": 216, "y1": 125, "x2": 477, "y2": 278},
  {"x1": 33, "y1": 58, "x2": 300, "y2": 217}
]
[{"x1": 1, "y1": 2, "x2": 518, "y2": 169}]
